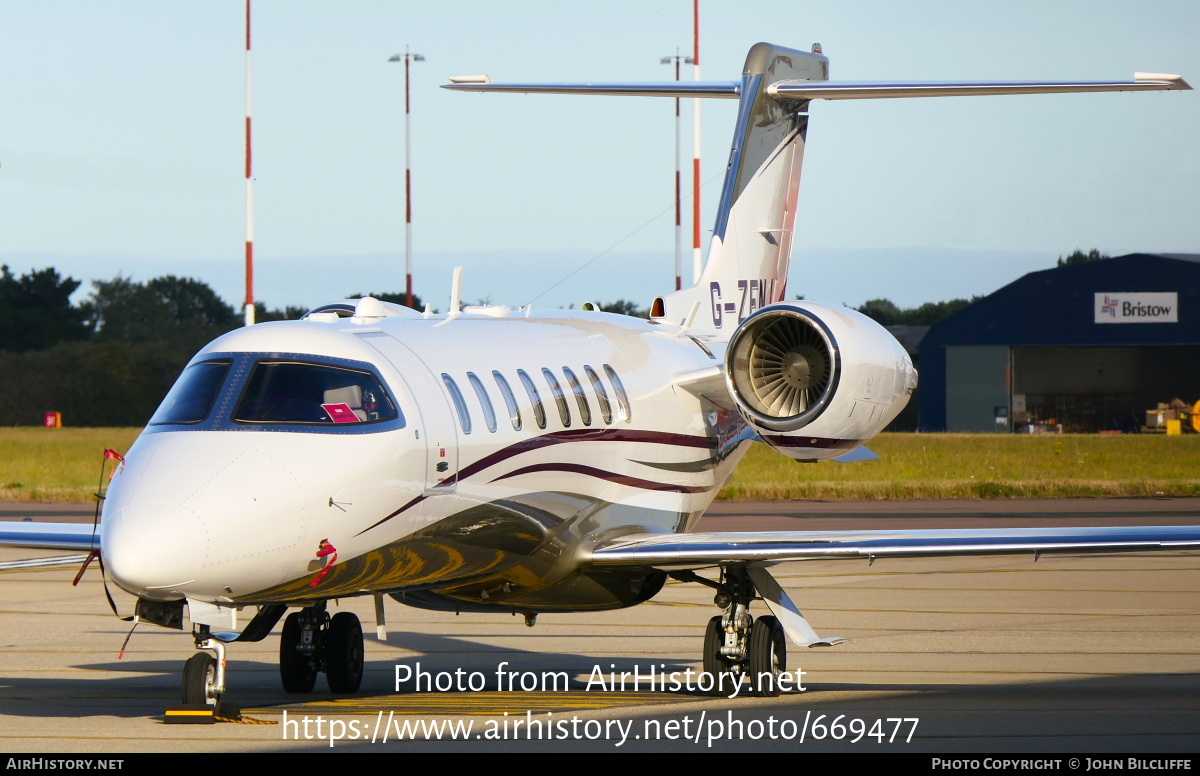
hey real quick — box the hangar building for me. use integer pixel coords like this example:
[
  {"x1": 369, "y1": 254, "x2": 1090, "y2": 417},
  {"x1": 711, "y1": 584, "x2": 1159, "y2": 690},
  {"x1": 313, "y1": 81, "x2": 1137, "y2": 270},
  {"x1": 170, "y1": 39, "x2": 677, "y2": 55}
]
[{"x1": 918, "y1": 253, "x2": 1200, "y2": 432}]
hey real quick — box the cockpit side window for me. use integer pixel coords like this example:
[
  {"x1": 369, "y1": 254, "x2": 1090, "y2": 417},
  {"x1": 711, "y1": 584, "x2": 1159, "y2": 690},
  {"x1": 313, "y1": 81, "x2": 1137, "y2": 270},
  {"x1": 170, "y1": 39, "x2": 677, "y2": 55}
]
[
  {"x1": 149, "y1": 360, "x2": 231, "y2": 425},
  {"x1": 234, "y1": 361, "x2": 398, "y2": 425}
]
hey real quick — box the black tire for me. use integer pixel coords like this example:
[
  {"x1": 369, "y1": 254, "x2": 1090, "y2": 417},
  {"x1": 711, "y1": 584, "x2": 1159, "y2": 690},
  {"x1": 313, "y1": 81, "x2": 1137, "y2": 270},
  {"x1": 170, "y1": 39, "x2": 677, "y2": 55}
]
[
  {"x1": 325, "y1": 612, "x2": 364, "y2": 693},
  {"x1": 280, "y1": 611, "x2": 317, "y2": 693},
  {"x1": 747, "y1": 615, "x2": 786, "y2": 697},
  {"x1": 181, "y1": 652, "x2": 218, "y2": 705},
  {"x1": 702, "y1": 615, "x2": 733, "y2": 697}
]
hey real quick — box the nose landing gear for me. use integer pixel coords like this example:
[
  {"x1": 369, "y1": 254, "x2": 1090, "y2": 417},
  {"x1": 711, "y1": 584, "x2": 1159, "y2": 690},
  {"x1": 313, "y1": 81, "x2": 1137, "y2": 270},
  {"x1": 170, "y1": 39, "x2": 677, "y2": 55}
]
[
  {"x1": 181, "y1": 628, "x2": 226, "y2": 705},
  {"x1": 177, "y1": 601, "x2": 363, "y2": 705},
  {"x1": 278, "y1": 602, "x2": 364, "y2": 694}
]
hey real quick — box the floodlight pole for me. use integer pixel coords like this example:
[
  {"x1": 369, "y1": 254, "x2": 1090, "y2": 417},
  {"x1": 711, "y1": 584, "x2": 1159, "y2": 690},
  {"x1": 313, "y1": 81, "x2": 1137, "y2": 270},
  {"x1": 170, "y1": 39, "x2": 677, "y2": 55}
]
[
  {"x1": 661, "y1": 49, "x2": 695, "y2": 292},
  {"x1": 389, "y1": 47, "x2": 425, "y2": 309}
]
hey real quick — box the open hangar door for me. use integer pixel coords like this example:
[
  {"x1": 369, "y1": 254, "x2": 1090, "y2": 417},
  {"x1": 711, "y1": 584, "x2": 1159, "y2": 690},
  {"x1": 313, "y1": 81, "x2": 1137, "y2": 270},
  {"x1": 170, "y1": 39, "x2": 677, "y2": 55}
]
[{"x1": 1011, "y1": 345, "x2": 1200, "y2": 432}]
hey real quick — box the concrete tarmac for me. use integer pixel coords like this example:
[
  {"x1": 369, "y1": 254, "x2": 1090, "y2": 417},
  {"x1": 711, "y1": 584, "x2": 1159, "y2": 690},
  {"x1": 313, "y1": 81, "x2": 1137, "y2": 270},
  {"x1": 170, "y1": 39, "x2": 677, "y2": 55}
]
[{"x1": 1, "y1": 499, "x2": 1198, "y2": 753}]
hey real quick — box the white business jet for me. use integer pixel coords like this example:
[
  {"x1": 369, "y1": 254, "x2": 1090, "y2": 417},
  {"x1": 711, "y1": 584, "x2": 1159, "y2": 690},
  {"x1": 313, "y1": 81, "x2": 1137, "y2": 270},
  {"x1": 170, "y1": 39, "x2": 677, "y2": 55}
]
[{"x1": 3, "y1": 42, "x2": 1197, "y2": 706}]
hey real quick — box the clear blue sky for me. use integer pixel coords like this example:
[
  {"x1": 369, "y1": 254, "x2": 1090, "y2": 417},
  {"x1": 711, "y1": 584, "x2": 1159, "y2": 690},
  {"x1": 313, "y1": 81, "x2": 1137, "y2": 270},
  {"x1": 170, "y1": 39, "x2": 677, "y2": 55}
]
[{"x1": 2, "y1": 1, "x2": 1197, "y2": 312}]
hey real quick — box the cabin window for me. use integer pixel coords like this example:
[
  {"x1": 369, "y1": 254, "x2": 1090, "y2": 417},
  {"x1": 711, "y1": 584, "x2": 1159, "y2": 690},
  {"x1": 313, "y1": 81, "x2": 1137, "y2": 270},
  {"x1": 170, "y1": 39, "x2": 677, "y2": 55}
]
[
  {"x1": 233, "y1": 361, "x2": 398, "y2": 425},
  {"x1": 149, "y1": 360, "x2": 231, "y2": 425},
  {"x1": 542, "y1": 368, "x2": 571, "y2": 427},
  {"x1": 467, "y1": 372, "x2": 497, "y2": 433},
  {"x1": 517, "y1": 369, "x2": 546, "y2": 430},
  {"x1": 604, "y1": 364, "x2": 632, "y2": 422},
  {"x1": 584, "y1": 365, "x2": 613, "y2": 425},
  {"x1": 441, "y1": 374, "x2": 472, "y2": 434},
  {"x1": 562, "y1": 367, "x2": 592, "y2": 426},
  {"x1": 493, "y1": 371, "x2": 522, "y2": 431}
]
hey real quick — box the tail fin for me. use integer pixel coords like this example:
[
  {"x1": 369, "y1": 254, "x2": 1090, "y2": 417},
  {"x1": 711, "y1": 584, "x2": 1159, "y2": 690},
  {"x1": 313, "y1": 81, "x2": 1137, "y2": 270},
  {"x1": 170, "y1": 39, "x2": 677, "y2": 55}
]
[
  {"x1": 443, "y1": 46, "x2": 1188, "y2": 338},
  {"x1": 654, "y1": 43, "x2": 827, "y2": 337}
]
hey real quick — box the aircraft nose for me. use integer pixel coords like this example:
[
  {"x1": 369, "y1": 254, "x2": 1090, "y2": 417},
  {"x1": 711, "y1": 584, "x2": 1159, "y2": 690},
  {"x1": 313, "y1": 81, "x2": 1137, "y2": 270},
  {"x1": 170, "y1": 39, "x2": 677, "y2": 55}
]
[{"x1": 104, "y1": 504, "x2": 206, "y2": 595}]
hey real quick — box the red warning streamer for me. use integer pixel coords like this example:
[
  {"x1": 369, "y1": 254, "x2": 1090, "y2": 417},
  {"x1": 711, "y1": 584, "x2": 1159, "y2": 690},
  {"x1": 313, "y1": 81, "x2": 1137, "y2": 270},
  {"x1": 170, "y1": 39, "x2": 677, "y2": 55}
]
[{"x1": 309, "y1": 540, "x2": 338, "y2": 587}]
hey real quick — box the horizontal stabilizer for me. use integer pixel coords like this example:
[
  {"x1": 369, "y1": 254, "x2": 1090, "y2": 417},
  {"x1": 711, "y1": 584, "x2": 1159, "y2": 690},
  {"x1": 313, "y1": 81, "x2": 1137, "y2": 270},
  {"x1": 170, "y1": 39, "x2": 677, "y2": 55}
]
[
  {"x1": 767, "y1": 76, "x2": 1191, "y2": 100},
  {"x1": 590, "y1": 525, "x2": 1200, "y2": 567},
  {"x1": 444, "y1": 76, "x2": 1190, "y2": 102},
  {"x1": 442, "y1": 80, "x2": 741, "y2": 98},
  {"x1": 0, "y1": 522, "x2": 100, "y2": 552}
]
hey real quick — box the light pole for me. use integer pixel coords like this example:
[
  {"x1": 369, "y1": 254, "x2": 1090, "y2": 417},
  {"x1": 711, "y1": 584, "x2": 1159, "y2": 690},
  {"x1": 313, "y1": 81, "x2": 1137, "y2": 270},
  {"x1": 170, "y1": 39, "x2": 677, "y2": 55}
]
[
  {"x1": 389, "y1": 48, "x2": 425, "y2": 309},
  {"x1": 661, "y1": 49, "x2": 694, "y2": 292}
]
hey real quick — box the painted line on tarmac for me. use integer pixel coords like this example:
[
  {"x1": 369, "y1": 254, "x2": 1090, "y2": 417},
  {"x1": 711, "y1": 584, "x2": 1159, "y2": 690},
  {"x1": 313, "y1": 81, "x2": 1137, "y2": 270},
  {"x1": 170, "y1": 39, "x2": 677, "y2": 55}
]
[{"x1": 248, "y1": 690, "x2": 696, "y2": 716}]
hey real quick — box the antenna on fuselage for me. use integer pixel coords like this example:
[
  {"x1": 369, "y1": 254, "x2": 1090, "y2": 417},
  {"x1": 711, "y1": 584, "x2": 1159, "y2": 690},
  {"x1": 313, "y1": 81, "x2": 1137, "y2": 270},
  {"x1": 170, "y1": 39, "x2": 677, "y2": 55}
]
[
  {"x1": 448, "y1": 266, "x2": 463, "y2": 317},
  {"x1": 672, "y1": 300, "x2": 702, "y2": 337}
]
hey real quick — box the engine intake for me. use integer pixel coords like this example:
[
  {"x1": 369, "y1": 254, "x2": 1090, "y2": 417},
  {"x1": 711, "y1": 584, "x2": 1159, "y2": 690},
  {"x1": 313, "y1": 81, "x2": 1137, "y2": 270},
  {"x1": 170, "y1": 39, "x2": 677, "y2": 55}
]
[
  {"x1": 727, "y1": 307, "x2": 839, "y2": 431},
  {"x1": 725, "y1": 302, "x2": 917, "y2": 460}
]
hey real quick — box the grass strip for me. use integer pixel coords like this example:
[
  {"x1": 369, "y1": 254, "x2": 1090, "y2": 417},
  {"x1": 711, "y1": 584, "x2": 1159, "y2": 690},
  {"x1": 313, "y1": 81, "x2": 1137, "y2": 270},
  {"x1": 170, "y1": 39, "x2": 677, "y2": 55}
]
[{"x1": 0, "y1": 428, "x2": 1197, "y2": 502}]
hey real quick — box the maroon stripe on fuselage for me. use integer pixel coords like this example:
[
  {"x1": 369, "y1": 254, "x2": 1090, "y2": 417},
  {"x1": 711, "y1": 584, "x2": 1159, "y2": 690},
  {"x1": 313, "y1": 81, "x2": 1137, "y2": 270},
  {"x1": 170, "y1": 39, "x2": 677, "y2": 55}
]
[
  {"x1": 437, "y1": 428, "x2": 714, "y2": 488},
  {"x1": 492, "y1": 463, "x2": 711, "y2": 494},
  {"x1": 356, "y1": 428, "x2": 715, "y2": 536},
  {"x1": 355, "y1": 493, "x2": 427, "y2": 536}
]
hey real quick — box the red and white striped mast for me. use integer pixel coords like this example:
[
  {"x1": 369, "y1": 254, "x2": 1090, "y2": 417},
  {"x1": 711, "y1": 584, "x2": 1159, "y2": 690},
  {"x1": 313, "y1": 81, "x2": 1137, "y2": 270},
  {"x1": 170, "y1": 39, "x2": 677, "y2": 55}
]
[
  {"x1": 661, "y1": 49, "x2": 694, "y2": 291},
  {"x1": 389, "y1": 47, "x2": 425, "y2": 309},
  {"x1": 243, "y1": 0, "x2": 255, "y2": 326},
  {"x1": 691, "y1": 0, "x2": 702, "y2": 283}
]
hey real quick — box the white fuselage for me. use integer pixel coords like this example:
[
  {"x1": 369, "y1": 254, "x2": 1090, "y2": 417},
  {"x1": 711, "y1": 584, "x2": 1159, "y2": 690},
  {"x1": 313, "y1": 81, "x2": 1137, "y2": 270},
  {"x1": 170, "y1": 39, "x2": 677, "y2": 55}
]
[{"x1": 101, "y1": 308, "x2": 748, "y2": 612}]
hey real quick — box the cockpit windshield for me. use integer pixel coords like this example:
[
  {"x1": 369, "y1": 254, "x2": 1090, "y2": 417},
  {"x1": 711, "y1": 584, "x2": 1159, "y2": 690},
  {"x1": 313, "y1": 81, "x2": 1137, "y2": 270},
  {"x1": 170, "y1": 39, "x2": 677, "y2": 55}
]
[
  {"x1": 234, "y1": 361, "x2": 398, "y2": 425},
  {"x1": 148, "y1": 360, "x2": 231, "y2": 425}
]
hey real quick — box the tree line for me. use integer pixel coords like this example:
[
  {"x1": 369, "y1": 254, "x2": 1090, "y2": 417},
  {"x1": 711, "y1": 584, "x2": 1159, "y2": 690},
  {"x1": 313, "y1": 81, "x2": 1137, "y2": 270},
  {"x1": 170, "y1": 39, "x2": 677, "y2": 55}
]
[
  {"x1": 3, "y1": 250, "x2": 1100, "y2": 426},
  {"x1": 851, "y1": 250, "x2": 1110, "y2": 327},
  {"x1": 0, "y1": 267, "x2": 304, "y2": 427},
  {"x1": 0, "y1": 266, "x2": 652, "y2": 427}
]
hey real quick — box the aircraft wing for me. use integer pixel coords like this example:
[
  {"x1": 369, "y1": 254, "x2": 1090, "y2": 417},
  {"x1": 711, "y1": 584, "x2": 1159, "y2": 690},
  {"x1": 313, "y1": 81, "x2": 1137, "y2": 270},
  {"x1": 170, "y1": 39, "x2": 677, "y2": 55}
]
[
  {"x1": 589, "y1": 525, "x2": 1200, "y2": 568},
  {"x1": 0, "y1": 522, "x2": 100, "y2": 553}
]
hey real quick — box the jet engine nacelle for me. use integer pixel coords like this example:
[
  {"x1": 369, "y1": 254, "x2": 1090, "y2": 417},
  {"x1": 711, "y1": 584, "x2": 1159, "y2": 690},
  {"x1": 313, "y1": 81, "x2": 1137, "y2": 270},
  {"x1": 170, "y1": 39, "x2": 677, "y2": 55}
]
[{"x1": 725, "y1": 301, "x2": 917, "y2": 461}]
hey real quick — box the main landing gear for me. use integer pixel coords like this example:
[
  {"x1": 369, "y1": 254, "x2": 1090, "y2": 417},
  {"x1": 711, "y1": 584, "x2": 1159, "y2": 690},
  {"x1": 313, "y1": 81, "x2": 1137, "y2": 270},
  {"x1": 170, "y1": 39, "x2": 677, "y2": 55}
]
[
  {"x1": 179, "y1": 601, "x2": 364, "y2": 705},
  {"x1": 684, "y1": 567, "x2": 786, "y2": 697},
  {"x1": 279, "y1": 602, "x2": 364, "y2": 694}
]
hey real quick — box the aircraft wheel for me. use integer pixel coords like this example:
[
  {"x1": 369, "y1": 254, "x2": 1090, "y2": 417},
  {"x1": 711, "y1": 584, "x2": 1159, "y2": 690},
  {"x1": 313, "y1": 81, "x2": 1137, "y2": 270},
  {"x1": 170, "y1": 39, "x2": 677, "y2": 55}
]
[
  {"x1": 325, "y1": 612, "x2": 364, "y2": 693},
  {"x1": 702, "y1": 615, "x2": 737, "y2": 697},
  {"x1": 279, "y1": 612, "x2": 317, "y2": 693},
  {"x1": 181, "y1": 652, "x2": 218, "y2": 706},
  {"x1": 747, "y1": 615, "x2": 786, "y2": 697}
]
